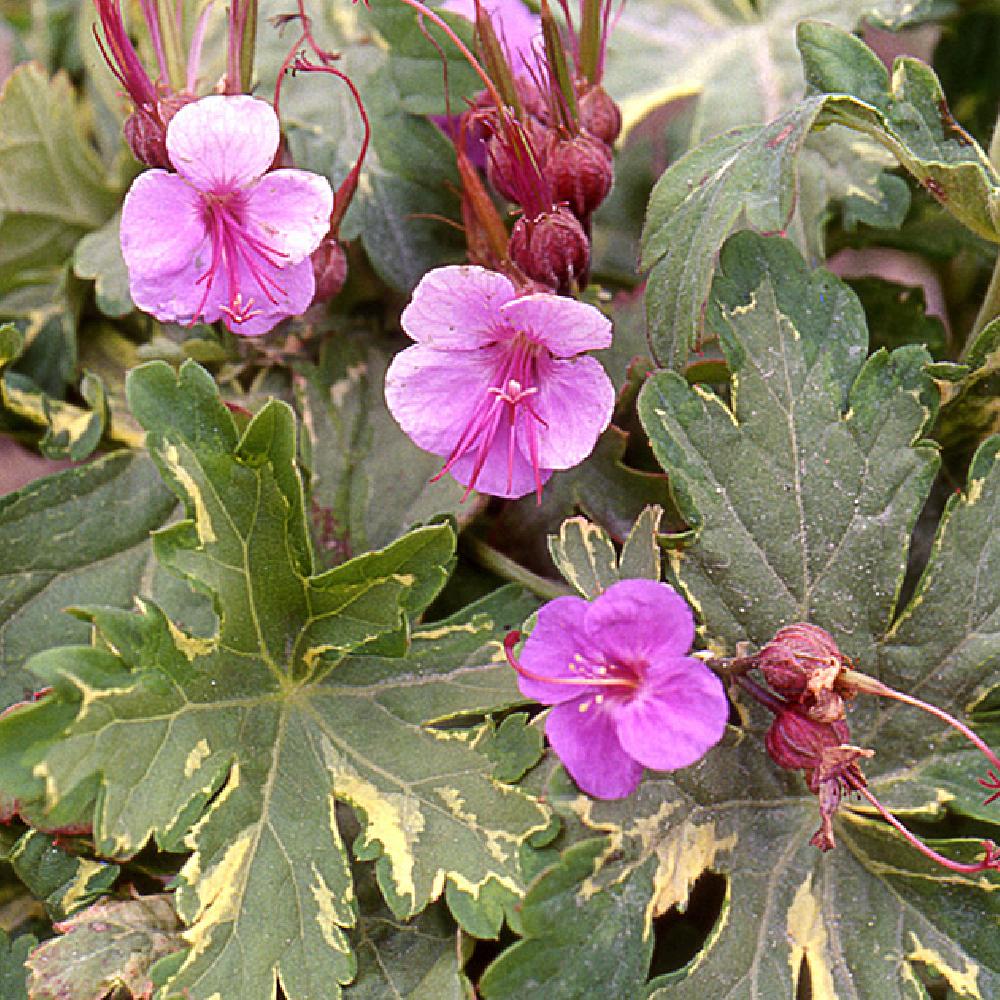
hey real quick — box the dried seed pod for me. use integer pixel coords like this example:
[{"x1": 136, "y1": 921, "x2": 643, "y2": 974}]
[
  {"x1": 508, "y1": 205, "x2": 590, "y2": 293},
  {"x1": 545, "y1": 130, "x2": 614, "y2": 219}
]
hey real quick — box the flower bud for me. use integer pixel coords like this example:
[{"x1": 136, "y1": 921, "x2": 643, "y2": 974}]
[
  {"x1": 486, "y1": 119, "x2": 549, "y2": 205},
  {"x1": 545, "y1": 131, "x2": 614, "y2": 219},
  {"x1": 310, "y1": 236, "x2": 347, "y2": 304},
  {"x1": 578, "y1": 84, "x2": 622, "y2": 145},
  {"x1": 508, "y1": 205, "x2": 590, "y2": 293},
  {"x1": 758, "y1": 623, "x2": 848, "y2": 723},
  {"x1": 123, "y1": 95, "x2": 194, "y2": 169}
]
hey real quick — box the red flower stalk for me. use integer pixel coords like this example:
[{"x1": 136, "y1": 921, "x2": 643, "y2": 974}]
[{"x1": 736, "y1": 625, "x2": 1000, "y2": 875}]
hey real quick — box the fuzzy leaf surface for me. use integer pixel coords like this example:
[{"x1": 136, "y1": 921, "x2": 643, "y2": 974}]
[
  {"x1": 0, "y1": 362, "x2": 547, "y2": 1000},
  {"x1": 485, "y1": 233, "x2": 998, "y2": 999}
]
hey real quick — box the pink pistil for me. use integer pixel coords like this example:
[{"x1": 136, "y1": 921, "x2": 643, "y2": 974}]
[
  {"x1": 431, "y1": 332, "x2": 549, "y2": 502},
  {"x1": 192, "y1": 193, "x2": 289, "y2": 328},
  {"x1": 503, "y1": 630, "x2": 641, "y2": 691}
]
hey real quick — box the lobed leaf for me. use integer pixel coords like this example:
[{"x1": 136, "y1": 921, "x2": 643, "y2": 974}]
[{"x1": 0, "y1": 361, "x2": 547, "y2": 1000}]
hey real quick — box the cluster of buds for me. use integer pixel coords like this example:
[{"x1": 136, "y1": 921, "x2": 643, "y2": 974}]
[
  {"x1": 93, "y1": 0, "x2": 256, "y2": 168},
  {"x1": 96, "y1": 0, "x2": 366, "y2": 318},
  {"x1": 445, "y1": 0, "x2": 620, "y2": 294},
  {"x1": 725, "y1": 624, "x2": 1000, "y2": 872}
]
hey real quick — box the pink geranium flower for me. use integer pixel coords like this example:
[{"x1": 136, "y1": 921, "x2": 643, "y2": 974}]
[
  {"x1": 384, "y1": 265, "x2": 614, "y2": 499},
  {"x1": 505, "y1": 579, "x2": 729, "y2": 798},
  {"x1": 120, "y1": 95, "x2": 334, "y2": 336}
]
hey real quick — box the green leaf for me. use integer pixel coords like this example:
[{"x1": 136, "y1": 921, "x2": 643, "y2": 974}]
[
  {"x1": 25, "y1": 895, "x2": 184, "y2": 1000},
  {"x1": 640, "y1": 232, "x2": 939, "y2": 655},
  {"x1": 479, "y1": 839, "x2": 659, "y2": 1000},
  {"x1": 0, "y1": 361, "x2": 547, "y2": 1000},
  {"x1": 799, "y1": 20, "x2": 1000, "y2": 242},
  {"x1": 7, "y1": 830, "x2": 118, "y2": 921},
  {"x1": 72, "y1": 212, "x2": 133, "y2": 318},
  {"x1": 0, "y1": 64, "x2": 118, "y2": 300},
  {"x1": 486, "y1": 232, "x2": 998, "y2": 999},
  {"x1": 296, "y1": 335, "x2": 467, "y2": 560},
  {"x1": 0, "y1": 929, "x2": 34, "y2": 1000},
  {"x1": 345, "y1": 848, "x2": 471, "y2": 999},
  {"x1": 606, "y1": 0, "x2": 906, "y2": 143},
  {"x1": 640, "y1": 99, "x2": 827, "y2": 368},
  {"x1": 0, "y1": 451, "x2": 188, "y2": 711},
  {"x1": 549, "y1": 506, "x2": 665, "y2": 599},
  {"x1": 479, "y1": 712, "x2": 545, "y2": 785}
]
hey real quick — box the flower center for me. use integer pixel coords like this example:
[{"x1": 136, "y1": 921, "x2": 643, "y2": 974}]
[
  {"x1": 503, "y1": 631, "x2": 641, "y2": 696},
  {"x1": 432, "y1": 331, "x2": 550, "y2": 500},
  {"x1": 194, "y1": 191, "x2": 290, "y2": 326}
]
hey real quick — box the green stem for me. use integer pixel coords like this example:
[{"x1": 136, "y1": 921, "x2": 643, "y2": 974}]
[
  {"x1": 969, "y1": 253, "x2": 1000, "y2": 349},
  {"x1": 968, "y1": 104, "x2": 1000, "y2": 346},
  {"x1": 462, "y1": 535, "x2": 573, "y2": 601}
]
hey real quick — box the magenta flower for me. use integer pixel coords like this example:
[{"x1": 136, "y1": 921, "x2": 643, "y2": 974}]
[
  {"x1": 505, "y1": 579, "x2": 729, "y2": 798},
  {"x1": 441, "y1": 0, "x2": 540, "y2": 73},
  {"x1": 120, "y1": 95, "x2": 334, "y2": 336},
  {"x1": 384, "y1": 265, "x2": 614, "y2": 499}
]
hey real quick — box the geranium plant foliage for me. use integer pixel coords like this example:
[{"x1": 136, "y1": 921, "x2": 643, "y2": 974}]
[{"x1": 0, "y1": 0, "x2": 997, "y2": 998}]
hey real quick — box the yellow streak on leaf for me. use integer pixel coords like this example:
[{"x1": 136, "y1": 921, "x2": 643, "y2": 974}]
[
  {"x1": 302, "y1": 645, "x2": 335, "y2": 672},
  {"x1": 309, "y1": 863, "x2": 352, "y2": 954},
  {"x1": 415, "y1": 622, "x2": 482, "y2": 641},
  {"x1": 907, "y1": 935, "x2": 981, "y2": 998},
  {"x1": 180, "y1": 830, "x2": 254, "y2": 959},
  {"x1": 436, "y1": 787, "x2": 509, "y2": 864},
  {"x1": 447, "y1": 870, "x2": 523, "y2": 901},
  {"x1": 322, "y1": 740, "x2": 423, "y2": 910},
  {"x1": 644, "y1": 817, "x2": 736, "y2": 939},
  {"x1": 164, "y1": 443, "x2": 217, "y2": 545},
  {"x1": 786, "y1": 876, "x2": 837, "y2": 1000},
  {"x1": 184, "y1": 739, "x2": 211, "y2": 779},
  {"x1": 167, "y1": 620, "x2": 217, "y2": 662},
  {"x1": 59, "y1": 859, "x2": 111, "y2": 914}
]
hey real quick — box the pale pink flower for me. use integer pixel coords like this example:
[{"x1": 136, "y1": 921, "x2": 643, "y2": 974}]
[
  {"x1": 120, "y1": 95, "x2": 333, "y2": 336},
  {"x1": 384, "y1": 265, "x2": 614, "y2": 499}
]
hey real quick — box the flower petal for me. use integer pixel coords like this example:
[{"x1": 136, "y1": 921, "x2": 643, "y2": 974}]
[
  {"x1": 120, "y1": 171, "x2": 206, "y2": 280},
  {"x1": 128, "y1": 248, "x2": 314, "y2": 335},
  {"x1": 615, "y1": 660, "x2": 728, "y2": 772},
  {"x1": 501, "y1": 293, "x2": 612, "y2": 355},
  {"x1": 166, "y1": 95, "x2": 279, "y2": 191},
  {"x1": 546, "y1": 699, "x2": 643, "y2": 799},
  {"x1": 400, "y1": 265, "x2": 515, "y2": 348},
  {"x1": 584, "y1": 579, "x2": 696, "y2": 663},
  {"x1": 384, "y1": 344, "x2": 499, "y2": 455},
  {"x1": 221, "y1": 257, "x2": 316, "y2": 337},
  {"x1": 515, "y1": 596, "x2": 590, "y2": 704},
  {"x1": 523, "y1": 355, "x2": 614, "y2": 470},
  {"x1": 244, "y1": 169, "x2": 334, "y2": 263}
]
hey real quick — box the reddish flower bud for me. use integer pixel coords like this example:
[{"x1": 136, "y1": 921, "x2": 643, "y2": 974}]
[
  {"x1": 545, "y1": 130, "x2": 614, "y2": 219},
  {"x1": 578, "y1": 84, "x2": 622, "y2": 145},
  {"x1": 764, "y1": 706, "x2": 871, "y2": 851},
  {"x1": 486, "y1": 119, "x2": 550, "y2": 205},
  {"x1": 123, "y1": 95, "x2": 195, "y2": 169},
  {"x1": 508, "y1": 205, "x2": 590, "y2": 293},
  {"x1": 758, "y1": 623, "x2": 848, "y2": 723},
  {"x1": 310, "y1": 236, "x2": 348, "y2": 304}
]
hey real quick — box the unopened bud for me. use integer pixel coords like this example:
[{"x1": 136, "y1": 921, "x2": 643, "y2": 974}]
[
  {"x1": 759, "y1": 623, "x2": 848, "y2": 723},
  {"x1": 508, "y1": 205, "x2": 590, "y2": 293},
  {"x1": 310, "y1": 237, "x2": 348, "y2": 304},
  {"x1": 486, "y1": 119, "x2": 549, "y2": 205},
  {"x1": 545, "y1": 131, "x2": 614, "y2": 219},
  {"x1": 124, "y1": 95, "x2": 194, "y2": 169},
  {"x1": 578, "y1": 85, "x2": 622, "y2": 145}
]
